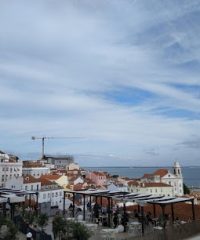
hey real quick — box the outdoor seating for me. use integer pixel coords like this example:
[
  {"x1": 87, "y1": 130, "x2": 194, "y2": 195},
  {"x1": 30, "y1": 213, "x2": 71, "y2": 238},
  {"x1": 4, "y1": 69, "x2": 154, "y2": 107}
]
[
  {"x1": 153, "y1": 226, "x2": 163, "y2": 230},
  {"x1": 66, "y1": 217, "x2": 75, "y2": 221},
  {"x1": 101, "y1": 228, "x2": 117, "y2": 240},
  {"x1": 77, "y1": 214, "x2": 83, "y2": 221},
  {"x1": 128, "y1": 221, "x2": 142, "y2": 236},
  {"x1": 152, "y1": 217, "x2": 159, "y2": 226},
  {"x1": 85, "y1": 223, "x2": 98, "y2": 229},
  {"x1": 115, "y1": 224, "x2": 124, "y2": 233}
]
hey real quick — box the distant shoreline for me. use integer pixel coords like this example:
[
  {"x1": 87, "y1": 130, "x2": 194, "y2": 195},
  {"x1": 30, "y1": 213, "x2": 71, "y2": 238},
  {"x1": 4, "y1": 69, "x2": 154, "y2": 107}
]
[{"x1": 83, "y1": 166, "x2": 200, "y2": 168}]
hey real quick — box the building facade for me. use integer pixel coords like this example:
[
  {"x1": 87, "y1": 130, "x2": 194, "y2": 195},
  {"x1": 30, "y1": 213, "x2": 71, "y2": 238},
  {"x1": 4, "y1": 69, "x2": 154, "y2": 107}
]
[
  {"x1": 0, "y1": 151, "x2": 22, "y2": 187},
  {"x1": 140, "y1": 162, "x2": 184, "y2": 196},
  {"x1": 22, "y1": 167, "x2": 50, "y2": 178}
]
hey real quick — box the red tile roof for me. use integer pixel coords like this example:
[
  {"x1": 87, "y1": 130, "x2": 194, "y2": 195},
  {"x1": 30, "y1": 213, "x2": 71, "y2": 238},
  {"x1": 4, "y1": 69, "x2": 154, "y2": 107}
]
[
  {"x1": 142, "y1": 173, "x2": 154, "y2": 179},
  {"x1": 23, "y1": 175, "x2": 40, "y2": 184},
  {"x1": 39, "y1": 176, "x2": 55, "y2": 186},
  {"x1": 41, "y1": 174, "x2": 60, "y2": 181},
  {"x1": 128, "y1": 181, "x2": 171, "y2": 188},
  {"x1": 142, "y1": 182, "x2": 171, "y2": 188},
  {"x1": 153, "y1": 169, "x2": 168, "y2": 177},
  {"x1": 73, "y1": 183, "x2": 85, "y2": 191},
  {"x1": 93, "y1": 171, "x2": 107, "y2": 177},
  {"x1": 128, "y1": 180, "x2": 140, "y2": 186}
]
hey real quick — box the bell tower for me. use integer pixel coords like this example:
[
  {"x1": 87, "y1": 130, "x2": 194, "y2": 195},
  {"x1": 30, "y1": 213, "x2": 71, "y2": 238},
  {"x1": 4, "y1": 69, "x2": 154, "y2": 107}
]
[{"x1": 173, "y1": 161, "x2": 182, "y2": 178}]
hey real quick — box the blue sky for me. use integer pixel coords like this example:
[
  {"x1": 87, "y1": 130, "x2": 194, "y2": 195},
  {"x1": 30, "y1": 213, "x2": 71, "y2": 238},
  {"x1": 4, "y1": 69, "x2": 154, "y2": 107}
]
[{"x1": 0, "y1": 0, "x2": 200, "y2": 166}]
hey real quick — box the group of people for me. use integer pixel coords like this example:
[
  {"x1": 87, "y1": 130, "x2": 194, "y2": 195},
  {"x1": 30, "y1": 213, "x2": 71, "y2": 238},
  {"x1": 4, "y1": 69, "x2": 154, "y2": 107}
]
[
  {"x1": 68, "y1": 201, "x2": 129, "y2": 231},
  {"x1": 113, "y1": 208, "x2": 129, "y2": 232}
]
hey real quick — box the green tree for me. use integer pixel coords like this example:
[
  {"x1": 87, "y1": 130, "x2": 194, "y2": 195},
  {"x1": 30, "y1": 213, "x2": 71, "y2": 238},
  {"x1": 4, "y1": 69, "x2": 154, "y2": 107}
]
[
  {"x1": 53, "y1": 215, "x2": 67, "y2": 240},
  {"x1": 112, "y1": 175, "x2": 119, "y2": 178},
  {"x1": 36, "y1": 213, "x2": 49, "y2": 230},
  {"x1": 52, "y1": 215, "x2": 91, "y2": 240},
  {"x1": 23, "y1": 210, "x2": 36, "y2": 225},
  {"x1": 71, "y1": 222, "x2": 91, "y2": 240},
  {"x1": 0, "y1": 218, "x2": 18, "y2": 240},
  {"x1": 183, "y1": 183, "x2": 190, "y2": 194}
]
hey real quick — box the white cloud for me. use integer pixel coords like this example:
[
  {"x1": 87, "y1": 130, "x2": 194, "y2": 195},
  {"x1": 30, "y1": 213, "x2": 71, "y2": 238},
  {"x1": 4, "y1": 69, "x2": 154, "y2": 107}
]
[{"x1": 0, "y1": 0, "x2": 200, "y2": 165}]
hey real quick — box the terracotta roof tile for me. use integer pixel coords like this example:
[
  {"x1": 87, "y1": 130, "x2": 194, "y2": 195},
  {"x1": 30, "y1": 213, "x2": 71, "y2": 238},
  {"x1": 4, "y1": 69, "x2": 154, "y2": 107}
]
[
  {"x1": 39, "y1": 176, "x2": 55, "y2": 186},
  {"x1": 128, "y1": 180, "x2": 140, "y2": 186},
  {"x1": 153, "y1": 169, "x2": 168, "y2": 177},
  {"x1": 142, "y1": 173, "x2": 154, "y2": 179},
  {"x1": 23, "y1": 175, "x2": 40, "y2": 184},
  {"x1": 73, "y1": 183, "x2": 85, "y2": 191},
  {"x1": 93, "y1": 171, "x2": 107, "y2": 176},
  {"x1": 42, "y1": 174, "x2": 60, "y2": 181},
  {"x1": 142, "y1": 182, "x2": 171, "y2": 188}
]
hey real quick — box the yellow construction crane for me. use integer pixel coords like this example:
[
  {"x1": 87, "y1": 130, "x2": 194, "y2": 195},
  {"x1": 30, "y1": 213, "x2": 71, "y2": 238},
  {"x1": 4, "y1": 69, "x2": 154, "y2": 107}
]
[{"x1": 31, "y1": 136, "x2": 83, "y2": 159}]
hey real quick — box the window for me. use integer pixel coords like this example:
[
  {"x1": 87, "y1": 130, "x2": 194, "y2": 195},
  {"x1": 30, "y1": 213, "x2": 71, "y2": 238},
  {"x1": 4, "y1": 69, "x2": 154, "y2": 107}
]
[
  {"x1": 31, "y1": 185, "x2": 33, "y2": 191},
  {"x1": 52, "y1": 192, "x2": 54, "y2": 197},
  {"x1": 43, "y1": 193, "x2": 46, "y2": 199},
  {"x1": 60, "y1": 192, "x2": 62, "y2": 196}
]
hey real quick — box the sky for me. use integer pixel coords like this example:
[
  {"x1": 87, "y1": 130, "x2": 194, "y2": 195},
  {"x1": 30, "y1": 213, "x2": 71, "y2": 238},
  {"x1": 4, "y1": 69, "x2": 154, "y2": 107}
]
[{"x1": 0, "y1": 0, "x2": 200, "y2": 166}]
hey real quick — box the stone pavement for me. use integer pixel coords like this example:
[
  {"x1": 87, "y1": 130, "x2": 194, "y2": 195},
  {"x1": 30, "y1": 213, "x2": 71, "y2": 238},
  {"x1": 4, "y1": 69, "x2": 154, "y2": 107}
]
[
  {"x1": 17, "y1": 232, "x2": 26, "y2": 240},
  {"x1": 187, "y1": 235, "x2": 200, "y2": 240}
]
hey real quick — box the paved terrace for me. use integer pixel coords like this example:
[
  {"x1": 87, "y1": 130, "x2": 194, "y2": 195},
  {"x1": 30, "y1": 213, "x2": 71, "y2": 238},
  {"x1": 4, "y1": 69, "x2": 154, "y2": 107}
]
[
  {"x1": 0, "y1": 188, "x2": 199, "y2": 239},
  {"x1": 63, "y1": 189, "x2": 196, "y2": 239}
]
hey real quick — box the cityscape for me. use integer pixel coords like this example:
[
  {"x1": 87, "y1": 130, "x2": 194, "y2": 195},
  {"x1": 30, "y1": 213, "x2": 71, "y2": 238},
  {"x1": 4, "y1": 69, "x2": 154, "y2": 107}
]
[
  {"x1": 0, "y1": 149, "x2": 200, "y2": 239},
  {"x1": 0, "y1": 0, "x2": 200, "y2": 240}
]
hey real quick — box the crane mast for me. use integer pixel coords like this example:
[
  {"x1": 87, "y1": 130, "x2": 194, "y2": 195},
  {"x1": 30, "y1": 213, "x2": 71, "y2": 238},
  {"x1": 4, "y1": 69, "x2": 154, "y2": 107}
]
[{"x1": 31, "y1": 136, "x2": 83, "y2": 159}]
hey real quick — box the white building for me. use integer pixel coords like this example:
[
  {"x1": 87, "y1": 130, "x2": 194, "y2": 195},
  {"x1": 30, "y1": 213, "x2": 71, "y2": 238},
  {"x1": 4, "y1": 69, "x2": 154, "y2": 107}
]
[
  {"x1": 67, "y1": 162, "x2": 80, "y2": 171},
  {"x1": 107, "y1": 182, "x2": 128, "y2": 192},
  {"x1": 6, "y1": 175, "x2": 41, "y2": 192},
  {"x1": 141, "y1": 162, "x2": 184, "y2": 196},
  {"x1": 128, "y1": 181, "x2": 173, "y2": 196},
  {"x1": 161, "y1": 162, "x2": 183, "y2": 196},
  {"x1": 38, "y1": 177, "x2": 64, "y2": 210},
  {"x1": 44, "y1": 155, "x2": 74, "y2": 169},
  {"x1": 0, "y1": 151, "x2": 22, "y2": 187},
  {"x1": 22, "y1": 167, "x2": 50, "y2": 178}
]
